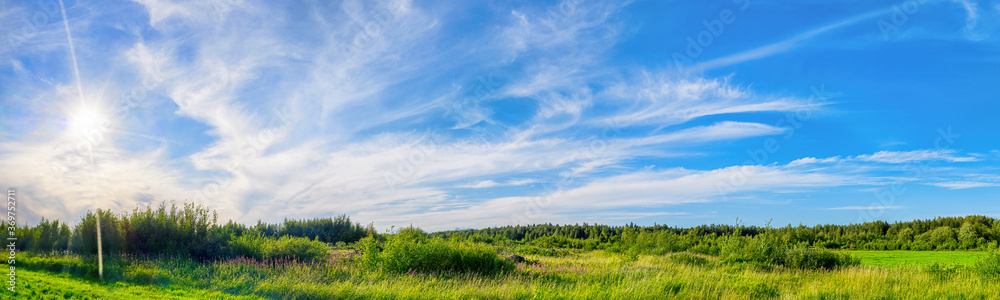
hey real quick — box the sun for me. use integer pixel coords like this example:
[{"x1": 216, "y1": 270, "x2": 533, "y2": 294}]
[{"x1": 67, "y1": 105, "x2": 108, "y2": 135}]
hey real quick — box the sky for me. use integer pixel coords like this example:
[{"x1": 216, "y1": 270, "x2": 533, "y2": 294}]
[{"x1": 1, "y1": 0, "x2": 998, "y2": 232}]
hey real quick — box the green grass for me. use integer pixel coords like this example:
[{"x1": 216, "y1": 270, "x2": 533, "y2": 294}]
[
  {"x1": 13, "y1": 250, "x2": 1000, "y2": 299},
  {"x1": 10, "y1": 269, "x2": 264, "y2": 299},
  {"x1": 846, "y1": 250, "x2": 988, "y2": 267}
]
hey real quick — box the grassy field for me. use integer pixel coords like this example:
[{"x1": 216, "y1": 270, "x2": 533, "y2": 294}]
[
  {"x1": 10, "y1": 250, "x2": 1000, "y2": 299},
  {"x1": 11, "y1": 269, "x2": 264, "y2": 299},
  {"x1": 847, "y1": 250, "x2": 989, "y2": 267}
]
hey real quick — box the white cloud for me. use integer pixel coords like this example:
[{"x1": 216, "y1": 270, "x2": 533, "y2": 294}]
[
  {"x1": 952, "y1": 0, "x2": 981, "y2": 40},
  {"x1": 692, "y1": 8, "x2": 893, "y2": 71},
  {"x1": 459, "y1": 180, "x2": 499, "y2": 189},
  {"x1": 929, "y1": 181, "x2": 1000, "y2": 189},
  {"x1": 853, "y1": 149, "x2": 979, "y2": 163},
  {"x1": 824, "y1": 206, "x2": 904, "y2": 210},
  {"x1": 790, "y1": 149, "x2": 980, "y2": 165},
  {"x1": 600, "y1": 74, "x2": 820, "y2": 127}
]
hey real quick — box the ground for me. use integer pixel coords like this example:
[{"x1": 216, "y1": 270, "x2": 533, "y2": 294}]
[{"x1": 9, "y1": 250, "x2": 1000, "y2": 299}]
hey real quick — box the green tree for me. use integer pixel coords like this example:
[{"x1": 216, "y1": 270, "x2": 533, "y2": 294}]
[{"x1": 958, "y1": 222, "x2": 980, "y2": 249}]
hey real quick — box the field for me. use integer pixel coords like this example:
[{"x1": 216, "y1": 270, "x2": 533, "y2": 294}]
[
  {"x1": 12, "y1": 249, "x2": 1000, "y2": 299},
  {"x1": 847, "y1": 250, "x2": 989, "y2": 268},
  {"x1": 12, "y1": 269, "x2": 263, "y2": 299},
  {"x1": 8, "y1": 211, "x2": 1000, "y2": 299}
]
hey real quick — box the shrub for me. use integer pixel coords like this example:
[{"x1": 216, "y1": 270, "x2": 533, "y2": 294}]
[
  {"x1": 363, "y1": 226, "x2": 512, "y2": 275},
  {"x1": 719, "y1": 234, "x2": 786, "y2": 268},
  {"x1": 230, "y1": 232, "x2": 328, "y2": 261},
  {"x1": 230, "y1": 232, "x2": 269, "y2": 260},
  {"x1": 784, "y1": 246, "x2": 859, "y2": 270},
  {"x1": 275, "y1": 215, "x2": 366, "y2": 244},
  {"x1": 720, "y1": 233, "x2": 858, "y2": 270},
  {"x1": 268, "y1": 235, "x2": 329, "y2": 261}
]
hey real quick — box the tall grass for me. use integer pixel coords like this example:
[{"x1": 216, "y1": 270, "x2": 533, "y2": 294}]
[
  {"x1": 17, "y1": 247, "x2": 1000, "y2": 299},
  {"x1": 973, "y1": 250, "x2": 1000, "y2": 279}
]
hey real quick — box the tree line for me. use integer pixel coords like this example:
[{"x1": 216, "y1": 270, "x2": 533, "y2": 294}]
[
  {"x1": 7, "y1": 202, "x2": 999, "y2": 259},
  {"x1": 4, "y1": 201, "x2": 366, "y2": 259},
  {"x1": 433, "y1": 216, "x2": 1000, "y2": 252}
]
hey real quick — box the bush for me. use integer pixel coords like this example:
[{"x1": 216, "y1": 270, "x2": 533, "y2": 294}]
[
  {"x1": 230, "y1": 232, "x2": 328, "y2": 261},
  {"x1": 362, "y1": 226, "x2": 512, "y2": 275},
  {"x1": 268, "y1": 235, "x2": 329, "y2": 261},
  {"x1": 275, "y1": 215, "x2": 366, "y2": 244},
  {"x1": 784, "y1": 246, "x2": 859, "y2": 270},
  {"x1": 720, "y1": 233, "x2": 858, "y2": 270},
  {"x1": 719, "y1": 234, "x2": 786, "y2": 268}
]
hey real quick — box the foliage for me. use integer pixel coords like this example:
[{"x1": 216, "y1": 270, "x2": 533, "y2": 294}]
[
  {"x1": 972, "y1": 250, "x2": 1000, "y2": 279},
  {"x1": 783, "y1": 246, "x2": 859, "y2": 270},
  {"x1": 668, "y1": 252, "x2": 712, "y2": 267},
  {"x1": 513, "y1": 245, "x2": 567, "y2": 257},
  {"x1": 230, "y1": 231, "x2": 328, "y2": 261},
  {"x1": 434, "y1": 215, "x2": 1000, "y2": 252},
  {"x1": 272, "y1": 215, "x2": 366, "y2": 244},
  {"x1": 9, "y1": 201, "x2": 365, "y2": 261},
  {"x1": 362, "y1": 226, "x2": 512, "y2": 275},
  {"x1": 718, "y1": 228, "x2": 858, "y2": 270},
  {"x1": 6, "y1": 218, "x2": 71, "y2": 252},
  {"x1": 122, "y1": 202, "x2": 219, "y2": 257},
  {"x1": 16, "y1": 248, "x2": 1000, "y2": 299}
]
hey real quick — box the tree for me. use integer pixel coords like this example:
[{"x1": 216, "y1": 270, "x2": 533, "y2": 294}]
[
  {"x1": 918, "y1": 226, "x2": 957, "y2": 249},
  {"x1": 958, "y1": 222, "x2": 980, "y2": 249}
]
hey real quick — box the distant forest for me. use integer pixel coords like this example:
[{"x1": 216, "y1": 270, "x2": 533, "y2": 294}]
[
  {"x1": 432, "y1": 215, "x2": 1000, "y2": 252},
  {"x1": 6, "y1": 201, "x2": 999, "y2": 260}
]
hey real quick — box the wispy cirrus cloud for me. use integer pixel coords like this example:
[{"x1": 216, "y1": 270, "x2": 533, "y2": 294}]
[
  {"x1": 823, "y1": 206, "x2": 904, "y2": 210},
  {"x1": 789, "y1": 149, "x2": 980, "y2": 166},
  {"x1": 2, "y1": 0, "x2": 998, "y2": 230}
]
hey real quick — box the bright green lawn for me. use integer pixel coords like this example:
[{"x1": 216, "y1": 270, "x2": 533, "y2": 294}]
[
  {"x1": 8, "y1": 269, "x2": 264, "y2": 299},
  {"x1": 846, "y1": 250, "x2": 988, "y2": 267}
]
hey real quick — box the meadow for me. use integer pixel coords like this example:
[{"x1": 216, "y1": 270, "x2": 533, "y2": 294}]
[
  {"x1": 6, "y1": 203, "x2": 1000, "y2": 299},
  {"x1": 846, "y1": 250, "x2": 988, "y2": 268},
  {"x1": 12, "y1": 249, "x2": 1000, "y2": 299}
]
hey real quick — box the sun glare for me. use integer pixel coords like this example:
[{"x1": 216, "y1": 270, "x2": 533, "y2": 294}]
[{"x1": 67, "y1": 106, "x2": 108, "y2": 135}]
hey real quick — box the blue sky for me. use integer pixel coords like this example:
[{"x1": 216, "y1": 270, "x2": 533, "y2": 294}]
[{"x1": 1, "y1": 0, "x2": 999, "y2": 231}]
